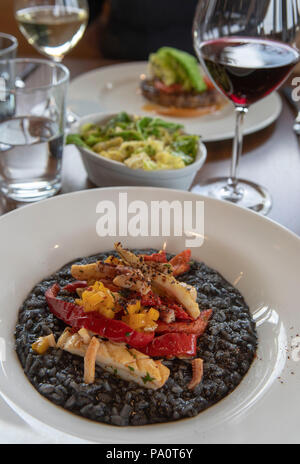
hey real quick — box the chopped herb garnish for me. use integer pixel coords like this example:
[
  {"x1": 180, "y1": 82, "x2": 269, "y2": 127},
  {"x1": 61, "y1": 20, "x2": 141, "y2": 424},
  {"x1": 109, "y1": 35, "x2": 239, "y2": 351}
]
[
  {"x1": 119, "y1": 288, "x2": 132, "y2": 299},
  {"x1": 125, "y1": 332, "x2": 131, "y2": 337},
  {"x1": 142, "y1": 372, "x2": 155, "y2": 384},
  {"x1": 128, "y1": 366, "x2": 135, "y2": 372}
]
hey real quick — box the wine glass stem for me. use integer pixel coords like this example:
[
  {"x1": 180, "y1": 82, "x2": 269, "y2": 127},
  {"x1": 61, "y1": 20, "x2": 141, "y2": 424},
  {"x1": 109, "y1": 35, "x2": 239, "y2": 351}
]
[
  {"x1": 52, "y1": 54, "x2": 63, "y2": 63},
  {"x1": 228, "y1": 106, "x2": 248, "y2": 192}
]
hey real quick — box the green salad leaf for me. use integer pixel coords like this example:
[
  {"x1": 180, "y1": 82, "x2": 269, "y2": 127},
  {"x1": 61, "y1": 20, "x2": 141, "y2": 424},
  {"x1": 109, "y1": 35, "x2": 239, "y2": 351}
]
[{"x1": 66, "y1": 133, "x2": 89, "y2": 148}]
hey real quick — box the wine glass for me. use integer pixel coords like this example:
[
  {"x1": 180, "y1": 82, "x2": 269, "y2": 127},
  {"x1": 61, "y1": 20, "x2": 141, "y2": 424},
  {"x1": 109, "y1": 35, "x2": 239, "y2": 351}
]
[
  {"x1": 14, "y1": 0, "x2": 89, "y2": 63},
  {"x1": 193, "y1": 0, "x2": 300, "y2": 214}
]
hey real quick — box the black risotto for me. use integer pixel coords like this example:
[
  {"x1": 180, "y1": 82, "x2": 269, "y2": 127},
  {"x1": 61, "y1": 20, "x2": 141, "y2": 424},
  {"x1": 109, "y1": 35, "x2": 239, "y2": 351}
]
[{"x1": 15, "y1": 249, "x2": 257, "y2": 426}]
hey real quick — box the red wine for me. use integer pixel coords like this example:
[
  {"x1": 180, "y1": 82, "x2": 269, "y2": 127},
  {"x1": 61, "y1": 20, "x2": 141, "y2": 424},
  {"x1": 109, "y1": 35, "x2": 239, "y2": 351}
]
[{"x1": 198, "y1": 38, "x2": 299, "y2": 106}]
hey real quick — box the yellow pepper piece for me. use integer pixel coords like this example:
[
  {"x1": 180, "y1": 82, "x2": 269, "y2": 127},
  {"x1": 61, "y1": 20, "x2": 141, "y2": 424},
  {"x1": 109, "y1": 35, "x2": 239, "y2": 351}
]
[
  {"x1": 104, "y1": 255, "x2": 122, "y2": 265},
  {"x1": 32, "y1": 334, "x2": 56, "y2": 355},
  {"x1": 32, "y1": 337, "x2": 49, "y2": 354},
  {"x1": 122, "y1": 304, "x2": 159, "y2": 332},
  {"x1": 127, "y1": 300, "x2": 141, "y2": 315},
  {"x1": 123, "y1": 313, "x2": 147, "y2": 330},
  {"x1": 147, "y1": 307, "x2": 160, "y2": 321},
  {"x1": 76, "y1": 281, "x2": 115, "y2": 319}
]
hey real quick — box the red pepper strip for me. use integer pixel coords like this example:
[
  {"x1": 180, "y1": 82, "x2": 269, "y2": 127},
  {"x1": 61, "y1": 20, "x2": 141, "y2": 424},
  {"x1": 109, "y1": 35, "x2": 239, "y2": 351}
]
[
  {"x1": 63, "y1": 281, "x2": 88, "y2": 293},
  {"x1": 63, "y1": 279, "x2": 119, "y2": 293},
  {"x1": 45, "y1": 284, "x2": 154, "y2": 348},
  {"x1": 169, "y1": 249, "x2": 191, "y2": 276},
  {"x1": 171, "y1": 303, "x2": 193, "y2": 321},
  {"x1": 141, "y1": 333, "x2": 197, "y2": 358},
  {"x1": 140, "y1": 291, "x2": 162, "y2": 307},
  {"x1": 160, "y1": 298, "x2": 192, "y2": 321},
  {"x1": 143, "y1": 250, "x2": 168, "y2": 263},
  {"x1": 155, "y1": 309, "x2": 213, "y2": 335},
  {"x1": 141, "y1": 292, "x2": 192, "y2": 321}
]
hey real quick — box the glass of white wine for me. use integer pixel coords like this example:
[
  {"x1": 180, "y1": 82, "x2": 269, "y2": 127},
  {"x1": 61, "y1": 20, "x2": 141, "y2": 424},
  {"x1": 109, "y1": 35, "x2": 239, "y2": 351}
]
[{"x1": 14, "y1": 0, "x2": 89, "y2": 63}]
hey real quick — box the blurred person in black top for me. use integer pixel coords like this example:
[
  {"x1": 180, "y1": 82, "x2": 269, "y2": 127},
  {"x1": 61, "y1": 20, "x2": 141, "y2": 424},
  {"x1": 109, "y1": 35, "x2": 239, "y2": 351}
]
[{"x1": 87, "y1": 0, "x2": 199, "y2": 60}]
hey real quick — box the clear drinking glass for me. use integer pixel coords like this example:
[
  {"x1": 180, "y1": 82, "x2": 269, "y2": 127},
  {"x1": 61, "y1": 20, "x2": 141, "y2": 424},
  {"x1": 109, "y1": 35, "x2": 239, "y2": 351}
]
[
  {"x1": 0, "y1": 58, "x2": 69, "y2": 202},
  {"x1": 14, "y1": 0, "x2": 89, "y2": 62},
  {"x1": 0, "y1": 34, "x2": 18, "y2": 121},
  {"x1": 193, "y1": 0, "x2": 300, "y2": 214},
  {"x1": 0, "y1": 33, "x2": 18, "y2": 59}
]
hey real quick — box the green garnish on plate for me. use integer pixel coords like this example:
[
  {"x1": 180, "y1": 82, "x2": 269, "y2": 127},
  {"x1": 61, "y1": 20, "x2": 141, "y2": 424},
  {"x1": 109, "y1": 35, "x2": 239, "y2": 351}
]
[{"x1": 149, "y1": 46, "x2": 207, "y2": 92}]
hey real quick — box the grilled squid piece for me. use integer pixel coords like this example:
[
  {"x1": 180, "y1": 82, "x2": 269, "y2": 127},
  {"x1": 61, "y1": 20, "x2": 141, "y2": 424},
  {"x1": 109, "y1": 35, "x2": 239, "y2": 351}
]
[
  {"x1": 115, "y1": 243, "x2": 200, "y2": 320},
  {"x1": 84, "y1": 336, "x2": 100, "y2": 384},
  {"x1": 114, "y1": 243, "x2": 142, "y2": 267},
  {"x1": 159, "y1": 307, "x2": 176, "y2": 323},
  {"x1": 151, "y1": 274, "x2": 200, "y2": 320},
  {"x1": 78, "y1": 328, "x2": 92, "y2": 344},
  {"x1": 114, "y1": 242, "x2": 172, "y2": 275},
  {"x1": 188, "y1": 358, "x2": 204, "y2": 390},
  {"x1": 71, "y1": 260, "x2": 152, "y2": 295},
  {"x1": 113, "y1": 266, "x2": 151, "y2": 295},
  {"x1": 57, "y1": 328, "x2": 170, "y2": 389},
  {"x1": 71, "y1": 261, "x2": 117, "y2": 282}
]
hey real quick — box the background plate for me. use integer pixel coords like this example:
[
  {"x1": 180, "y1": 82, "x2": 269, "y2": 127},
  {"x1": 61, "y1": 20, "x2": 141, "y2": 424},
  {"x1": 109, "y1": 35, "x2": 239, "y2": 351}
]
[{"x1": 68, "y1": 62, "x2": 282, "y2": 142}]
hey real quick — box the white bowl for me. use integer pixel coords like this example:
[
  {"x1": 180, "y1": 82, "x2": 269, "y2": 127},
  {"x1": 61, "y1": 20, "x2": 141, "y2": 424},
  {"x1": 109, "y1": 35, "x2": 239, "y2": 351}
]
[
  {"x1": 71, "y1": 113, "x2": 207, "y2": 190},
  {"x1": 0, "y1": 187, "x2": 300, "y2": 444}
]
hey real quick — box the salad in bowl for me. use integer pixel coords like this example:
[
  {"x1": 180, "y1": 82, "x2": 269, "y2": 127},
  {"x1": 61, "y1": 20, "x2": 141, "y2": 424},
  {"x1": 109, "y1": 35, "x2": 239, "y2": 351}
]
[{"x1": 67, "y1": 112, "x2": 207, "y2": 190}]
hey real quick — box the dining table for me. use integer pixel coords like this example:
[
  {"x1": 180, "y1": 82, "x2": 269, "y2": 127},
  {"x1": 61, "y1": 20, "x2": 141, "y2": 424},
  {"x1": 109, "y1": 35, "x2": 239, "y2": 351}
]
[
  {"x1": 1, "y1": 56, "x2": 300, "y2": 237},
  {"x1": 0, "y1": 56, "x2": 300, "y2": 444}
]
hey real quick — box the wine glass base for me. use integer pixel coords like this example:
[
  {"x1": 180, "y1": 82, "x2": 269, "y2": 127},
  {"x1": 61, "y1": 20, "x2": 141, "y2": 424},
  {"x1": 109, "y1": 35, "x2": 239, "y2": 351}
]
[{"x1": 191, "y1": 177, "x2": 272, "y2": 215}]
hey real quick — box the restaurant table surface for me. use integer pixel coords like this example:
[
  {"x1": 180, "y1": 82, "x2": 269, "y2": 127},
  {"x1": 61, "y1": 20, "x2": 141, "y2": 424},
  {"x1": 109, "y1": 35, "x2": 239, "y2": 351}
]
[{"x1": 0, "y1": 58, "x2": 300, "y2": 444}]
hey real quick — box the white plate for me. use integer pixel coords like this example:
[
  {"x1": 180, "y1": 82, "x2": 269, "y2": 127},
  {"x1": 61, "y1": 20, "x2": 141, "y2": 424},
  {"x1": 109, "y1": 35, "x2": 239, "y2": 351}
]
[
  {"x1": 0, "y1": 187, "x2": 299, "y2": 444},
  {"x1": 68, "y1": 62, "x2": 282, "y2": 142}
]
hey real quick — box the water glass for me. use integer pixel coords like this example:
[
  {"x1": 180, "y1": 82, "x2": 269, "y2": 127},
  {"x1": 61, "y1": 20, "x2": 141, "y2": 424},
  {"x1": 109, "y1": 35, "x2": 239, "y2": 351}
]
[
  {"x1": 0, "y1": 33, "x2": 18, "y2": 59},
  {"x1": 0, "y1": 58, "x2": 69, "y2": 202},
  {"x1": 0, "y1": 33, "x2": 18, "y2": 121}
]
